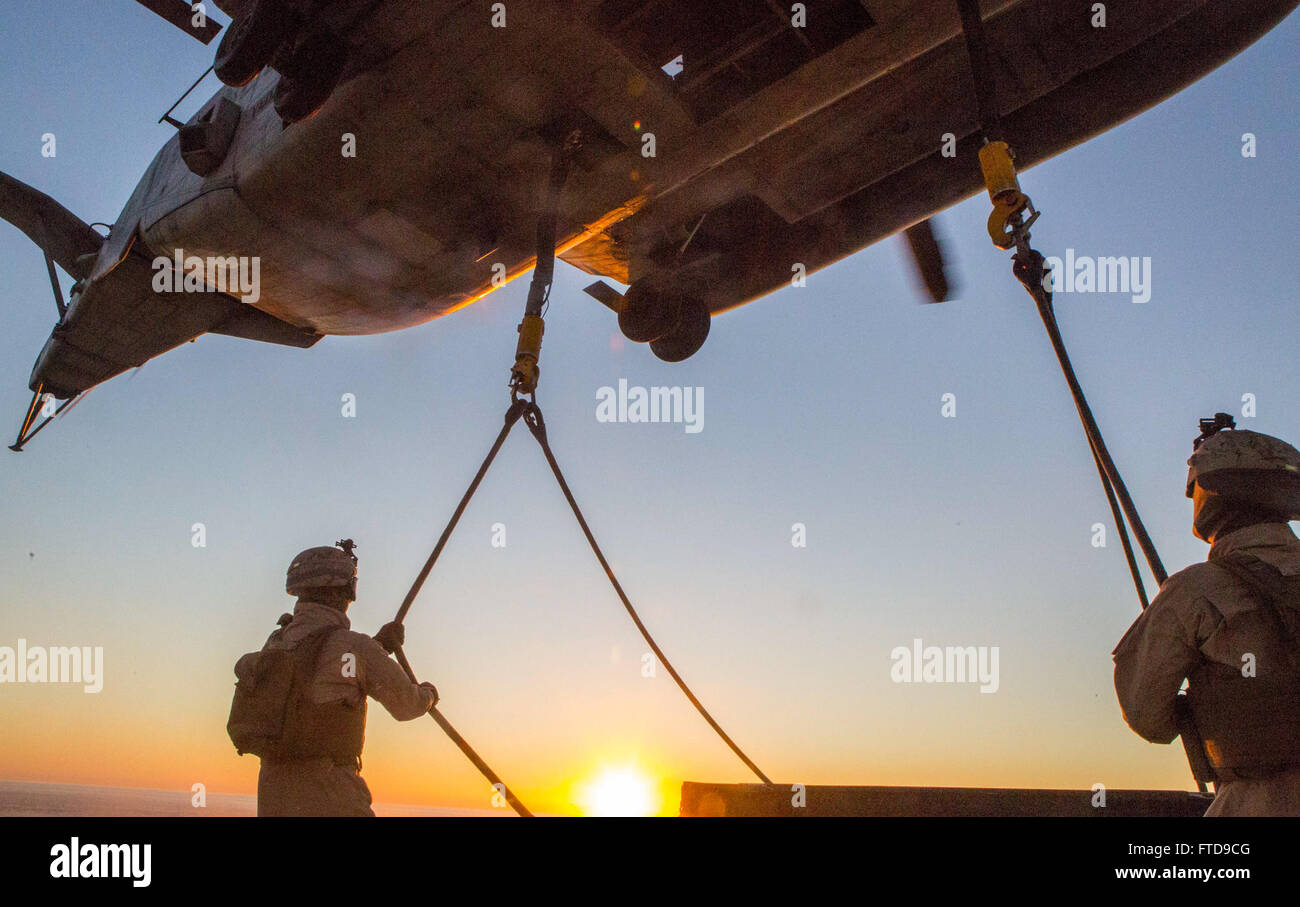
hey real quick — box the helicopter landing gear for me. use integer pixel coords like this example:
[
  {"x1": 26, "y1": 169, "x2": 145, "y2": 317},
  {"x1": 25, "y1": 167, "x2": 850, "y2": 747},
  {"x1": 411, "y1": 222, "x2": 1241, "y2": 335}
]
[
  {"x1": 272, "y1": 26, "x2": 350, "y2": 125},
  {"x1": 214, "y1": 0, "x2": 297, "y2": 87},
  {"x1": 649, "y1": 295, "x2": 710, "y2": 362},
  {"x1": 617, "y1": 280, "x2": 712, "y2": 361},
  {"x1": 617, "y1": 281, "x2": 677, "y2": 343}
]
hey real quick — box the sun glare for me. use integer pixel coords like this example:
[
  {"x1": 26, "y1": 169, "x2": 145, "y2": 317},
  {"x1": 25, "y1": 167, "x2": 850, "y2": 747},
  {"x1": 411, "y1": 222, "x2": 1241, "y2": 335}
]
[{"x1": 577, "y1": 766, "x2": 658, "y2": 817}]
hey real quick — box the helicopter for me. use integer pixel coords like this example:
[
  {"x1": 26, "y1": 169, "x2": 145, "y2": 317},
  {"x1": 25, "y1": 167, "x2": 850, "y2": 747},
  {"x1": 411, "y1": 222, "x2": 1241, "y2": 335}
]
[{"x1": 3, "y1": 0, "x2": 1296, "y2": 446}]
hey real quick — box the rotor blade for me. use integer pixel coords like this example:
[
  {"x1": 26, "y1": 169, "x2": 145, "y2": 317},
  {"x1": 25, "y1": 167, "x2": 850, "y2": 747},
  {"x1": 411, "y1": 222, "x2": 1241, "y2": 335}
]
[
  {"x1": 133, "y1": 0, "x2": 223, "y2": 44},
  {"x1": 0, "y1": 171, "x2": 103, "y2": 279},
  {"x1": 903, "y1": 219, "x2": 956, "y2": 304},
  {"x1": 583, "y1": 280, "x2": 626, "y2": 313}
]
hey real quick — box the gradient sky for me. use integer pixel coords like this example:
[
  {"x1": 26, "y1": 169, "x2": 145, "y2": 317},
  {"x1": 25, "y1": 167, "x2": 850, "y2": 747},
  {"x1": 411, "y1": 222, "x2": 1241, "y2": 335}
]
[{"x1": 1, "y1": 4, "x2": 1298, "y2": 815}]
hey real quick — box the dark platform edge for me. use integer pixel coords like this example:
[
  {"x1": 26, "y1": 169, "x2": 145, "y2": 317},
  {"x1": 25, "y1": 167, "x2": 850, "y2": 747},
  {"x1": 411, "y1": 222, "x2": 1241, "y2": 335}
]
[{"x1": 680, "y1": 783, "x2": 1212, "y2": 817}]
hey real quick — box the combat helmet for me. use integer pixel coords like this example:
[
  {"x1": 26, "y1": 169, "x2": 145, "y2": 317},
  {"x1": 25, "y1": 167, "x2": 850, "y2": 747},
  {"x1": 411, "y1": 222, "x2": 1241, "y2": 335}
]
[
  {"x1": 286, "y1": 540, "x2": 359, "y2": 597},
  {"x1": 1186, "y1": 415, "x2": 1300, "y2": 518}
]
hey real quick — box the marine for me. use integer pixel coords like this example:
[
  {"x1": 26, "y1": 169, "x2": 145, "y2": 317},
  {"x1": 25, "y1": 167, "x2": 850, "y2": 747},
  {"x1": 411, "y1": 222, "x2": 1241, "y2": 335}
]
[
  {"x1": 1113, "y1": 416, "x2": 1300, "y2": 816},
  {"x1": 227, "y1": 540, "x2": 437, "y2": 816}
]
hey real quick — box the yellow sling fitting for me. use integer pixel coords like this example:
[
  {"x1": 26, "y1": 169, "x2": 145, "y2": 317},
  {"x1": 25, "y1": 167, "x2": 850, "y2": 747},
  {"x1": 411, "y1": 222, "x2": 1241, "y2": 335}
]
[
  {"x1": 979, "y1": 140, "x2": 1031, "y2": 250},
  {"x1": 510, "y1": 313, "x2": 545, "y2": 396}
]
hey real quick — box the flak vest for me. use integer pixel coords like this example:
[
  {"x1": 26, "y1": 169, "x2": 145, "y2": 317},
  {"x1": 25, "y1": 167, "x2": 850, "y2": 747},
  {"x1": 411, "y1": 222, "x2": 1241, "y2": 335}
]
[
  {"x1": 1185, "y1": 551, "x2": 1300, "y2": 783},
  {"x1": 228, "y1": 623, "x2": 366, "y2": 765}
]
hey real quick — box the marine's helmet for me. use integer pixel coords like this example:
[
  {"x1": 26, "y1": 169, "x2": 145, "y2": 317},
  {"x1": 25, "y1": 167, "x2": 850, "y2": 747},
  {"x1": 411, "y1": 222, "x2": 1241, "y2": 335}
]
[
  {"x1": 286, "y1": 543, "x2": 358, "y2": 598},
  {"x1": 1186, "y1": 426, "x2": 1300, "y2": 519}
]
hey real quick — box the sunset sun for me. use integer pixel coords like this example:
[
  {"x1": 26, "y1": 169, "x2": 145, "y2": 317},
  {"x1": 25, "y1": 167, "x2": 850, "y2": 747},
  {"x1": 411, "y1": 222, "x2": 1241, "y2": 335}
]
[{"x1": 577, "y1": 766, "x2": 659, "y2": 817}]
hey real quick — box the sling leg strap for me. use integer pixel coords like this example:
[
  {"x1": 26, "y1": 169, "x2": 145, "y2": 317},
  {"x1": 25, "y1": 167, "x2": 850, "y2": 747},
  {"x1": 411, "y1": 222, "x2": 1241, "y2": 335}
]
[
  {"x1": 1010, "y1": 236, "x2": 1202, "y2": 794},
  {"x1": 1012, "y1": 250, "x2": 1168, "y2": 589},
  {"x1": 955, "y1": 0, "x2": 1003, "y2": 142},
  {"x1": 393, "y1": 398, "x2": 529, "y2": 625},
  {"x1": 387, "y1": 128, "x2": 774, "y2": 805},
  {"x1": 391, "y1": 644, "x2": 534, "y2": 818},
  {"x1": 390, "y1": 393, "x2": 773, "y2": 813},
  {"x1": 1087, "y1": 430, "x2": 1149, "y2": 610},
  {"x1": 1006, "y1": 207, "x2": 1200, "y2": 795},
  {"x1": 520, "y1": 402, "x2": 774, "y2": 786},
  {"x1": 388, "y1": 399, "x2": 534, "y2": 817},
  {"x1": 953, "y1": 4, "x2": 1192, "y2": 787}
]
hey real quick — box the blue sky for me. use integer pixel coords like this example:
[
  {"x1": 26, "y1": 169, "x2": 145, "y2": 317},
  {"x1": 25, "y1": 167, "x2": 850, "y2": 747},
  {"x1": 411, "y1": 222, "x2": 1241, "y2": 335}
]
[{"x1": 0, "y1": 3, "x2": 1297, "y2": 809}]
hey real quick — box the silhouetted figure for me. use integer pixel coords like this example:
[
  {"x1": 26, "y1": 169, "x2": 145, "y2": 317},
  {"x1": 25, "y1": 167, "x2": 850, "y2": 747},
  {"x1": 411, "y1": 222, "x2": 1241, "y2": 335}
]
[
  {"x1": 228, "y1": 542, "x2": 435, "y2": 816},
  {"x1": 1114, "y1": 422, "x2": 1300, "y2": 815}
]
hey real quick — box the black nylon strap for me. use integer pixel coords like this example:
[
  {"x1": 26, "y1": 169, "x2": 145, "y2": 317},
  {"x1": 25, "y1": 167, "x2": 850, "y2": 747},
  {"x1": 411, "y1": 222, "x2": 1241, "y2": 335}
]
[
  {"x1": 390, "y1": 397, "x2": 773, "y2": 812},
  {"x1": 521, "y1": 402, "x2": 773, "y2": 786}
]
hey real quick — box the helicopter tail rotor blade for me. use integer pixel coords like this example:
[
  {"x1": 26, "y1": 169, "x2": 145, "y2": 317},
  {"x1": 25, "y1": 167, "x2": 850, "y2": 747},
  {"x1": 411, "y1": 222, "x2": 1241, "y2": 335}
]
[
  {"x1": 132, "y1": 0, "x2": 224, "y2": 45},
  {"x1": 583, "y1": 280, "x2": 627, "y2": 313},
  {"x1": 903, "y1": 218, "x2": 956, "y2": 304}
]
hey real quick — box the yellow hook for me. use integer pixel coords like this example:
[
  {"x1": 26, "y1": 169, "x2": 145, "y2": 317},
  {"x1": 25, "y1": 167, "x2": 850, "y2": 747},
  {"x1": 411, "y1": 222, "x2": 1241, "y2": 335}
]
[
  {"x1": 509, "y1": 313, "x2": 545, "y2": 396},
  {"x1": 979, "y1": 141, "x2": 1032, "y2": 250}
]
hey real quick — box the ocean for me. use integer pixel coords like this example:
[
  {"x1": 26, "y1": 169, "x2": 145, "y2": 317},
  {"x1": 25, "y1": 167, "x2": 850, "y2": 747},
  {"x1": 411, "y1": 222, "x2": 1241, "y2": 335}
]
[{"x1": 0, "y1": 780, "x2": 505, "y2": 817}]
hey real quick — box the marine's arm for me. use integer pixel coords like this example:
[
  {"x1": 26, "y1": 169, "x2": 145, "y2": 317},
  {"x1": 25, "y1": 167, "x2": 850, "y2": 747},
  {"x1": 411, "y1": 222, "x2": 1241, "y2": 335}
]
[
  {"x1": 1113, "y1": 576, "x2": 1204, "y2": 744},
  {"x1": 357, "y1": 635, "x2": 437, "y2": 720}
]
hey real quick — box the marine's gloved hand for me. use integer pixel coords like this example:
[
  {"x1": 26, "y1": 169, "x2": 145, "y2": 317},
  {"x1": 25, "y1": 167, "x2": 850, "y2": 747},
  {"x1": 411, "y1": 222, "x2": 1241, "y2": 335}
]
[
  {"x1": 373, "y1": 621, "x2": 405, "y2": 654},
  {"x1": 419, "y1": 681, "x2": 439, "y2": 710}
]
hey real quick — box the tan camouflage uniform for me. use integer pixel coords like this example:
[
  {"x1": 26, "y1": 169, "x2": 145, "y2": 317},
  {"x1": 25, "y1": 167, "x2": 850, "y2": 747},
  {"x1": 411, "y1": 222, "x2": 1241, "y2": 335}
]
[
  {"x1": 1114, "y1": 522, "x2": 1300, "y2": 816},
  {"x1": 239, "y1": 600, "x2": 434, "y2": 817}
]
